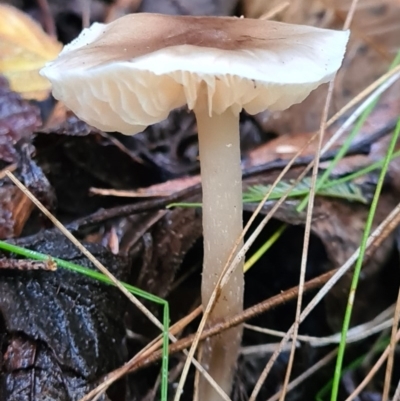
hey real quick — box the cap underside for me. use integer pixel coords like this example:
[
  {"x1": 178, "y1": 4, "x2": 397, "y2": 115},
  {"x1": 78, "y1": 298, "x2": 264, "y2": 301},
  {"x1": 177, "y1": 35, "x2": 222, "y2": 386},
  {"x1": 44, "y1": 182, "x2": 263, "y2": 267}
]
[{"x1": 41, "y1": 14, "x2": 349, "y2": 135}]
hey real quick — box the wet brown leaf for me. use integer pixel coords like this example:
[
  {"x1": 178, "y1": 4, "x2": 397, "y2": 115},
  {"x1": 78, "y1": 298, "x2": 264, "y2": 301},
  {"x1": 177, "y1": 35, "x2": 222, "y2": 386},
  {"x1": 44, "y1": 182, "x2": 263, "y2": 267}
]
[
  {"x1": 123, "y1": 207, "x2": 202, "y2": 300},
  {"x1": 0, "y1": 75, "x2": 41, "y2": 163},
  {"x1": 0, "y1": 77, "x2": 49, "y2": 239},
  {"x1": 0, "y1": 232, "x2": 129, "y2": 401},
  {"x1": 0, "y1": 142, "x2": 55, "y2": 240},
  {"x1": 245, "y1": 98, "x2": 400, "y2": 169},
  {"x1": 0, "y1": 185, "x2": 33, "y2": 239}
]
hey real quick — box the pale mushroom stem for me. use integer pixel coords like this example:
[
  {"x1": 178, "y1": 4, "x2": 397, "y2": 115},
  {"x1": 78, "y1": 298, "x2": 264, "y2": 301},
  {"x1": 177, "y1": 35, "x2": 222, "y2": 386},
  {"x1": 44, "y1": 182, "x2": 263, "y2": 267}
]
[{"x1": 194, "y1": 104, "x2": 244, "y2": 401}]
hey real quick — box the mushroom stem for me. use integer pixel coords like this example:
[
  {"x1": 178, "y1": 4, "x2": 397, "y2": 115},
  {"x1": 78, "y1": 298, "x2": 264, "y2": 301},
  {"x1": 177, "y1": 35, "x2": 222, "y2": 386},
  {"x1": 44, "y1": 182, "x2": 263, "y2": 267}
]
[{"x1": 194, "y1": 104, "x2": 244, "y2": 401}]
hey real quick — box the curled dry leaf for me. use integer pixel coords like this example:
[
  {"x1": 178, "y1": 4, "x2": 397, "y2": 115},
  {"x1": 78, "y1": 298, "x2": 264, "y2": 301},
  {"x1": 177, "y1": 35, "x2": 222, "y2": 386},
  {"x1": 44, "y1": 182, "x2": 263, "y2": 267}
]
[{"x1": 0, "y1": 4, "x2": 62, "y2": 101}]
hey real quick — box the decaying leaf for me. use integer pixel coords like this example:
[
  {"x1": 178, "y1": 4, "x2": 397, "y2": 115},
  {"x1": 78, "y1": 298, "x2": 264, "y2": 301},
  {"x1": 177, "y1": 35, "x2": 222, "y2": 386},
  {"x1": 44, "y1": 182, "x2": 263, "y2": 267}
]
[
  {"x1": 0, "y1": 185, "x2": 34, "y2": 239},
  {"x1": 0, "y1": 232, "x2": 129, "y2": 401},
  {"x1": 0, "y1": 4, "x2": 62, "y2": 100},
  {"x1": 0, "y1": 76, "x2": 52, "y2": 239},
  {"x1": 0, "y1": 75, "x2": 41, "y2": 163},
  {"x1": 245, "y1": 98, "x2": 399, "y2": 169},
  {"x1": 0, "y1": 142, "x2": 55, "y2": 240},
  {"x1": 123, "y1": 207, "x2": 202, "y2": 300},
  {"x1": 39, "y1": 103, "x2": 98, "y2": 137}
]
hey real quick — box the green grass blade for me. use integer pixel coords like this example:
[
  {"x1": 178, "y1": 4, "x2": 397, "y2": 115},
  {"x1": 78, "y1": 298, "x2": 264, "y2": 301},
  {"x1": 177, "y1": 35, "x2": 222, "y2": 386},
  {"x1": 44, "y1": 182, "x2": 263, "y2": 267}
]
[
  {"x1": 330, "y1": 117, "x2": 400, "y2": 401},
  {"x1": 324, "y1": 149, "x2": 400, "y2": 189},
  {"x1": 243, "y1": 224, "x2": 287, "y2": 272}
]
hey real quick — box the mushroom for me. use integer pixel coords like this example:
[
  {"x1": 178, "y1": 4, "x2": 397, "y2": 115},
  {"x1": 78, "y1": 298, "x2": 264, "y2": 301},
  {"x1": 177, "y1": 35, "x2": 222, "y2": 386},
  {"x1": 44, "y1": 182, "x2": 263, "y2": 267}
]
[{"x1": 40, "y1": 13, "x2": 349, "y2": 401}]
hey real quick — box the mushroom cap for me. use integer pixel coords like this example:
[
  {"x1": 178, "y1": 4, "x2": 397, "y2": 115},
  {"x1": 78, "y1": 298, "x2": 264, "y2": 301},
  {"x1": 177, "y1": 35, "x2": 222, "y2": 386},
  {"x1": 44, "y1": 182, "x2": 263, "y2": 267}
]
[{"x1": 40, "y1": 13, "x2": 349, "y2": 135}]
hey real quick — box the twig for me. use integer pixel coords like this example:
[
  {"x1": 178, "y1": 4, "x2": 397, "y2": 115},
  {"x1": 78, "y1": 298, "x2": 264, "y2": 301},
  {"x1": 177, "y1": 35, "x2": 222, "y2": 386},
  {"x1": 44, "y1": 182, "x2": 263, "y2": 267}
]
[
  {"x1": 319, "y1": 69, "x2": 400, "y2": 159},
  {"x1": 0, "y1": 164, "x2": 16, "y2": 180},
  {"x1": 279, "y1": 58, "x2": 337, "y2": 401},
  {"x1": 344, "y1": 328, "x2": 400, "y2": 401},
  {"x1": 79, "y1": 305, "x2": 231, "y2": 401},
  {"x1": 127, "y1": 269, "x2": 336, "y2": 371},
  {"x1": 259, "y1": 2, "x2": 290, "y2": 20},
  {"x1": 81, "y1": 0, "x2": 91, "y2": 29},
  {"x1": 267, "y1": 349, "x2": 338, "y2": 401},
  {"x1": 393, "y1": 378, "x2": 400, "y2": 401},
  {"x1": 382, "y1": 290, "x2": 400, "y2": 401},
  {"x1": 325, "y1": 64, "x2": 400, "y2": 131},
  {"x1": 245, "y1": 305, "x2": 394, "y2": 346},
  {"x1": 36, "y1": 0, "x2": 56, "y2": 37},
  {"x1": 67, "y1": 183, "x2": 201, "y2": 230},
  {"x1": 280, "y1": 2, "x2": 359, "y2": 398}
]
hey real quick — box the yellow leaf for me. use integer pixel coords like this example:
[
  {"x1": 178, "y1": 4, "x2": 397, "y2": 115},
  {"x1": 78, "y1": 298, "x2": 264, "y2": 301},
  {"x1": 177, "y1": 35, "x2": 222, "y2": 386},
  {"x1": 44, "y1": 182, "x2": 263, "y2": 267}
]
[{"x1": 0, "y1": 4, "x2": 62, "y2": 101}]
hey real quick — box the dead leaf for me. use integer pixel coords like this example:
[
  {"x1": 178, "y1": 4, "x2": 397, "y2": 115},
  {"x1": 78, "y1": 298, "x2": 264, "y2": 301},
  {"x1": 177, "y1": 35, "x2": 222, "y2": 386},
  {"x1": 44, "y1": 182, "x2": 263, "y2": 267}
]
[
  {"x1": 39, "y1": 103, "x2": 97, "y2": 137},
  {"x1": 0, "y1": 232, "x2": 129, "y2": 400},
  {"x1": 0, "y1": 141, "x2": 55, "y2": 240},
  {"x1": 0, "y1": 4, "x2": 62, "y2": 101},
  {"x1": 0, "y1": 186, "x2": 33, "y2": 240},
  {"x1": 128, "y1": 207, "x2": 202, "y2": 299},
  {"x1": 245, "y1": 98, "x2": 400, "y2": 169},
  {"x1": 0, "y1": 75, "x2": 53, "y2": 238},
  {"x1": 0, "y1": 75, "x2": 41, "y2": 163}
]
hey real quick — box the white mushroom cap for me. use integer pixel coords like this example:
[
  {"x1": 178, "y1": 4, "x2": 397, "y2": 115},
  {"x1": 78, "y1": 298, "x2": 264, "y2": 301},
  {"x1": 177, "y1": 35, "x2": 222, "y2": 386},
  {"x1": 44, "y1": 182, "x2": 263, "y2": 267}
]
[{"x1": 40, "y1": 13, "x2": 349, "y2": 135}]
